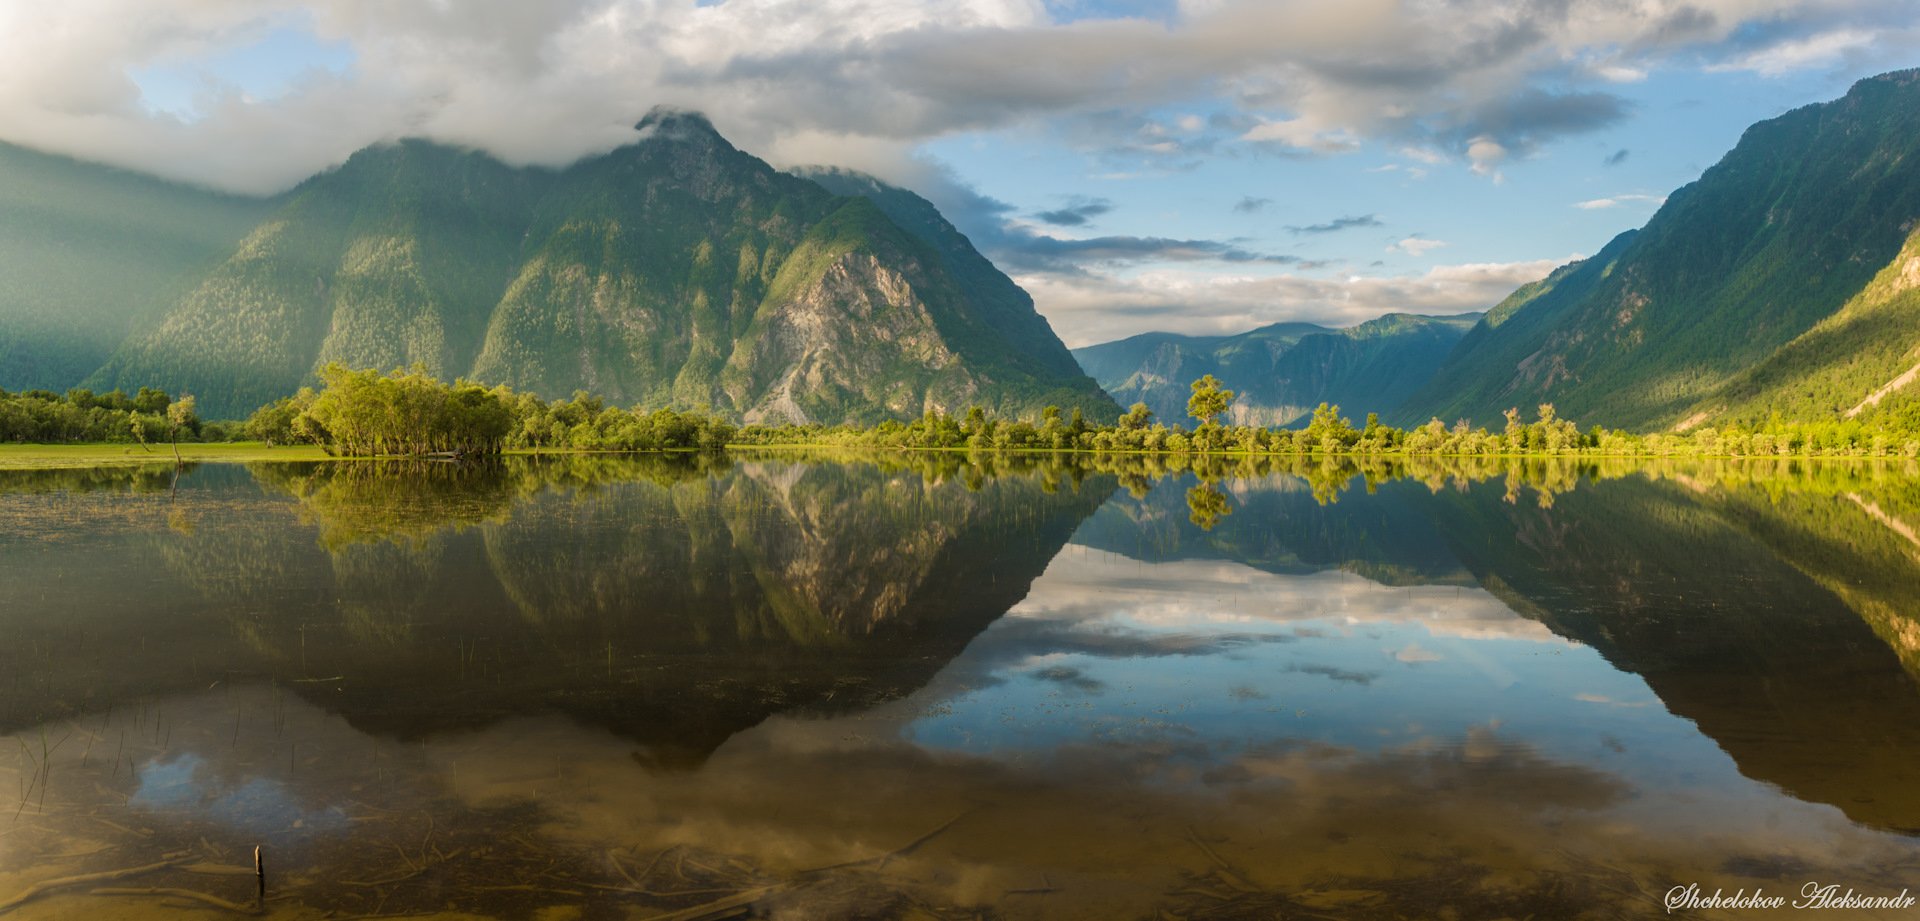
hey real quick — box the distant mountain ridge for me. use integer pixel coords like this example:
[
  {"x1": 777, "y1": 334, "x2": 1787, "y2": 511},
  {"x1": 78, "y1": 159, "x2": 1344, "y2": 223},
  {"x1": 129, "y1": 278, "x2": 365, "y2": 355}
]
[
  {"x1": 1074, "y1": 312, "x2": 1480, "y2": 427},
  {"x1": 1, "y1": 110, "x2": 1114, "y2": 422},
  {"x1": 1398, "y1": 68, "x2": 1920, "y2": 430}
]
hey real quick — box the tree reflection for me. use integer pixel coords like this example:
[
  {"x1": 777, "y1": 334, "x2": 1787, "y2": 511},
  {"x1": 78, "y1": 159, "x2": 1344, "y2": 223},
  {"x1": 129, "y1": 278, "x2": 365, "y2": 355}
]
[{"x1": 1185, "y1": 483, "x2": 1232, "y2": 530}]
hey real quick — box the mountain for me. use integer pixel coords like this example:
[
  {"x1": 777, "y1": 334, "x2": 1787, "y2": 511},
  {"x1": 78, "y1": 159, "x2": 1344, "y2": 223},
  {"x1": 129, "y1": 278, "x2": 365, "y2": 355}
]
[
  {"x1": 89, "y1": 140, "x2": 543, "y2": 416},
  {"x1": 790, "y1": 166, "x2": 1092, "y2": 387},
  {"x1": 12, "y1": 109, "x2": 1112, "y2": 422},
  {"x1": 1400, "y1": 69, "x2": 1920, "y2": 430},
  {"x1": 1073, "y1": 312, "x2": 1480, "y2": 427},
  {"x1": 0, "y1": 142, "x2": 273, "y2": 393}
]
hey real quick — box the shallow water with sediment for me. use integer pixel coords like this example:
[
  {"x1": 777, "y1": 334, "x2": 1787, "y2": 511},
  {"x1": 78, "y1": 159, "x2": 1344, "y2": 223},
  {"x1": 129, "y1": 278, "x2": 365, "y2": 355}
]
[{"x1": 3, "y1": 454, "x2": 1919, "y2": 919}]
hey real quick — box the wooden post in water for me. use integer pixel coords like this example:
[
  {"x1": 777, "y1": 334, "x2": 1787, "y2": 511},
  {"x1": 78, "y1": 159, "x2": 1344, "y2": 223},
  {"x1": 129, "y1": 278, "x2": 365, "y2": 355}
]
[{"x1": 254, "y1": 845, "x2": 265, "y2": 912}]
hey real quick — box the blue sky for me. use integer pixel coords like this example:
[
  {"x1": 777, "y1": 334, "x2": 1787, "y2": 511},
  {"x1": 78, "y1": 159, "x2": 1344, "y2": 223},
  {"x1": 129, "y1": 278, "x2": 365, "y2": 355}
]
[
  {"x1": 1, "y1": 0, "x2": 1914, "y2": 344},
  {"x1": 918, "y1": 60, "x2": 1880, "y2": 341}
]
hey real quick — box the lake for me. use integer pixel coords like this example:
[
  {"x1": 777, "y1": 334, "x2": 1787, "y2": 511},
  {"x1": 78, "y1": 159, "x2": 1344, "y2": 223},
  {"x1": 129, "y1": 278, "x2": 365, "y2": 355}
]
[{"x1": 2, "y1": 453, "x2": 1919, "y2": 920}]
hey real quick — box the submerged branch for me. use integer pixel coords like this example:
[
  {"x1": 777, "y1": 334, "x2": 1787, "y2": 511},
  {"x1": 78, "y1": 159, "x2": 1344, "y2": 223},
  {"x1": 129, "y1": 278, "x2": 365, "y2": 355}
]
[{"x1": 0, "y1": 858, "x2": 187, "y2": 914}]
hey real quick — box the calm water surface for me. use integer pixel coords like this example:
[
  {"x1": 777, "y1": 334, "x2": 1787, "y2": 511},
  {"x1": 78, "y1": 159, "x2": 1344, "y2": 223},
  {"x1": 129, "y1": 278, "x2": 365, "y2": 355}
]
[{"x1": 2, "y1": 454, "x2": 1920, "y2": 920}]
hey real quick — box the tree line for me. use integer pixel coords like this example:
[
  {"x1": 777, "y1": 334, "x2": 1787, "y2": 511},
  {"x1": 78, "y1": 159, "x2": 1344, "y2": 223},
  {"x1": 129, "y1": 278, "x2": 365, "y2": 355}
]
[
  {"x1": 0, "y1": 386, "x2": 203, "y2": 447},
  {"x1": 241, "y1": 365, "x2": 735, "y2": 457},
  {"x1": 737, "y1": 374, "x2": 1920, "y2": 459},
  {"x1": 9, "y1": 369, "x2": 1920, "y2": 460}
]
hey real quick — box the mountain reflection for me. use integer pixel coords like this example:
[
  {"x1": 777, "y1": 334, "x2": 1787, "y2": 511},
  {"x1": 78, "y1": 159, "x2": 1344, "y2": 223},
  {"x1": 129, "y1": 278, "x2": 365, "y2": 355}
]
[
  {"x1": 1071, "y1": 458, "x2": 1920, "y2": 833},
  {"x1": 0, "y1": 454, "x2": 1114, "y2": 766},
  {"x1": 6, "y1": 455, "x2": 1920, "y2": 918}
]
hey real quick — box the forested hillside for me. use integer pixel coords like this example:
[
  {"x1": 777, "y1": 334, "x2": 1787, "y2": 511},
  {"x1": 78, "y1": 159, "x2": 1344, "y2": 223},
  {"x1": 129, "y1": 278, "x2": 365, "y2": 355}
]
[
  {"x1": 1400, "y1": 69, "x2": 1920, "y2": 430},
  {"x1": 1705, "y1": 225, "x2": 1920, "y2": 431}
]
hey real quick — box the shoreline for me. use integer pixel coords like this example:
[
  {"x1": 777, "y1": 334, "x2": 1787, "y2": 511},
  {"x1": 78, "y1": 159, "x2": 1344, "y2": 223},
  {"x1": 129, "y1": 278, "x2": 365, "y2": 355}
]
[{"x1": 3, "y1": 440, "x2": 1914, "y2": 471}]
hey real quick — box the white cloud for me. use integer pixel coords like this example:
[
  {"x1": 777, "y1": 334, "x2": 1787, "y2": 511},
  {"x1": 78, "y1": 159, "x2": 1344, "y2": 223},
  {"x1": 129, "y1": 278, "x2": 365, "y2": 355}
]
[
  {"x1": 1009, "y1": 546, "x2": 1567, "y2": 645},
  {"x1": 1706, "y1": 28, "x2": 1879, "y2": 78},
  {"x1": 1465, "y1": 135, "x2": 1507, "y2": 179},
  {"x1": 1574, "y1": 692, "x2": 1653, "y2": 708},
  {"x1": 1242, "y1": 116, "x2": 1361, "y2": 154},
  {"x1": 0, "y1": 0, "x2": 1904, "y2": 194},
  {"x1": 1573, "y1": 193, "x2": 1666, "y2": 210},
  {"x1": 1018, "y1": 255, "x2": 1574, "y2": 345},
  {"x1": 1390, "y1": 236, "x2": 1449, "y2": 256},
  {"x1": 1594, "y1": 64, "x2": 1649, "y2": 83}
]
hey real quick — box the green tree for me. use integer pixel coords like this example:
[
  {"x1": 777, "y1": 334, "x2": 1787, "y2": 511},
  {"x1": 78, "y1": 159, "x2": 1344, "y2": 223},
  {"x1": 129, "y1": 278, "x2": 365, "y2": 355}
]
[
  {"x1": 165, "y1": 395, "x2": 197, "y2": 464},
  {"x1": 1119, "y1": 402, "x2": 1154, "y2": 431},
  {"x1": 128, "y1": 411, "x2": 153, "y2": 453},
  {"x1": 1303, "y1": 403, "x2": 1357, "y2": 449},
  {"x1": 1187, "y1": 375, "x2": 1233, "y2": 426}
]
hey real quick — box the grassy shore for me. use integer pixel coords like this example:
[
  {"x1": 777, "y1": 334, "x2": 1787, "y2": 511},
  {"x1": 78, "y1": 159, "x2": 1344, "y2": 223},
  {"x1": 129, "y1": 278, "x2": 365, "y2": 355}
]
[{"x1": 0, "y1": 442, "x2": 332, "y2": 469}]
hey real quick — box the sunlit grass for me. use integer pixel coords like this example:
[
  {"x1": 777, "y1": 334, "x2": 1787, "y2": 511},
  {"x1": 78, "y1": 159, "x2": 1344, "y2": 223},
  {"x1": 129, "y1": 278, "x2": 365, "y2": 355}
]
[{"x1": 0, "y1": 441, "x2": 332, "y2": 469}]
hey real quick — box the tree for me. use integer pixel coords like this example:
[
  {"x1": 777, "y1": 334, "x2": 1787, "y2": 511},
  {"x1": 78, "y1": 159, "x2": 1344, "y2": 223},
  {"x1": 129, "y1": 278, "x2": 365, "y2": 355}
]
[
  {"x1": 128, "y1": 411, "x2": 153, "y2": 453},
  {"x1": 165, "y1": 395, "x2": 197, "y2": 464},
  {"x1": 1187, "y1": 375, "x2": 1233, "y2": 427},
  {"x1": 1303, "y1": 403, "x2": 1357, "y2": 449},
  {"x1": 1119, "y1": 402, "x2": 1154, "y2": 431},
  {"x1": 132, "y1": 387, "x2": 171, "y2": 415}
]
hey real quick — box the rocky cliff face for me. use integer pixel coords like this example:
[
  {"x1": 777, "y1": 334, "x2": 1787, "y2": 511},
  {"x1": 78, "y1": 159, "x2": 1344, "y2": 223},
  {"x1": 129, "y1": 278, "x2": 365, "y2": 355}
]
[{"x1": 50, "y1": 110, "x2": 1114, "y2": 422}]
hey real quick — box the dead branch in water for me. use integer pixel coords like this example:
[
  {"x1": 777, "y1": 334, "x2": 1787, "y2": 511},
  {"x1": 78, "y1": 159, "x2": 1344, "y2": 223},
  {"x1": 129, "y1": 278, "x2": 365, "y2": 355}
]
[
  {"x1": 800, "y1": 811, "x2": 970, "y2": 875},
  {"x1": 0, "y1": 858, "x2": 186, "y2": 914},
  {"x1": 90, "y1": 886, "x2": 260, "y2": 915},
  {"x1": 635, "y1": 884, "x2": 781, "y2": 921}
]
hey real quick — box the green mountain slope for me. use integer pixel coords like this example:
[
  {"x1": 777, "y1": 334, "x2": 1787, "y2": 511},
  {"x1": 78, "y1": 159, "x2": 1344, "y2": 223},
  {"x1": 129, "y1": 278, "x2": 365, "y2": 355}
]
[
  {"x1": 1705, "y1": 224, "x2": 1920, "y2": 429},
  {"x1": 59, "y1": 110, "x2": 1111, "y2": 423},
  {"x1": 1402, "y1": 232, "x2": 1634, "y2": 426},
  {"x1": 1401, "y1": 69, "x2": 1920, "y2": 429},
  {"x1": 1073, "y1": 313, "x2": 1479, "y2": 427},
  {"x1": 90, "y1": 141, "x2": 541, "y2": 416},
  {"x1": 468, "y1": 111, "x2": 833, "y2": 412},
  {"x1": 0, "y1": 142, "x2": 272, "y2": 393}
]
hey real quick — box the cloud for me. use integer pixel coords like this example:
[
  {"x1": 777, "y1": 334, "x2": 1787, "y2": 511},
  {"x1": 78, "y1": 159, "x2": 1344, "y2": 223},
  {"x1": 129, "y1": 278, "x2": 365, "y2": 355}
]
[
  {"x1": 1028, "y1": 664, "x2": 1106, "y2": 693},
  {"x1": 1033, "y1": 196, "x2": 1114, "y2": 226},
  {"x1": 1288, "y1": 663, "x2": 1380, "y2": 685},
  {"x1": 1018, "y1": 255, "x2": 1573, "y2": 345},
  {"x1": 1000, "y1": 548, "x2": 1568, "y2": 646},
  {"x1": 1573, "y1": 692, "x2": 1653, "y2": 708},
  {"x1": 1573, "y1": 193, "x2": 1664, "y2": 210},
  {"x1": 1452, "y1": 89, "x2": 1630, "y2": 156},
  {"x1": 1232, "y1": 196, "x2": 1273, "y2": 214},
  {"x1": 0, "y1": 0, "x2": 1905, "y2": 194},
  {"x1": 1000, "y1": 234, "x2": 1305, "y2": 273},
  {"x1": 1706, "y1": 28, "x2": 1879, "y2": 77},
  {"x1": 1465, "y1": 136, "x2": 1508, "y2": 179},
  {"x1": 1604, "y1": 148, "x2": 1629, "y2": 166},
  {"x1": 1289, "y1": 214, "x2": 1382, "y2": 235},
  {"x1": 1241, "y1": 117, "x2": 1361, "y2": 154},
  {"x1": 1389, "y1": 236, "x2": 1448, "y2": 256},
  {"x1": 874, "y1": 157, "x2": 1303, "y2": 276}
]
